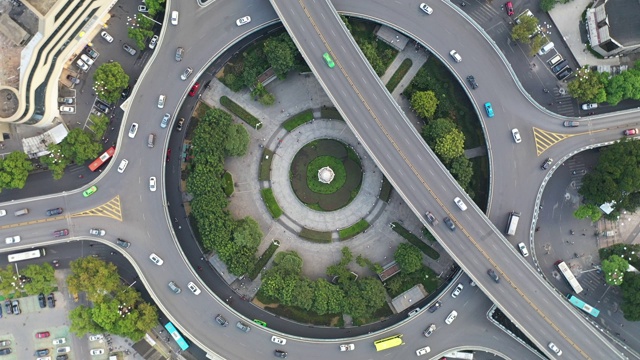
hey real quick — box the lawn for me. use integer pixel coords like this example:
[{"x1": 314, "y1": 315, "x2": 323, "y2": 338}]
[{"x1": 261, "y1": 188, "x2": 283, "y2": 219}]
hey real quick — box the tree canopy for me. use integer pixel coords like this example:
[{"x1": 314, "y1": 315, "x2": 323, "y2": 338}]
[
  {"x1": 394, "y1": 243, "x2": 423, "y2": 274},
  {"x1": 567, "y1": 67, "x2": 608, "y2": 103},
  {"x1": 621, "y1": 272, "x2": 640, "y2": 321},
  {"x1": 511, "y1": 15, "x2": 539, "y2": 43},
  {"x1": 410, "y1": 91, "x2": 439, "y2": 119},
  {"x1": 0, "y1": 151, "x2": 32, "y2": 190},
  {"x1": 93, "y1": 62, "x2": 130, "y2": 104},
  {"x1": 602, "y1": 255, "x2": 628, "y2": 286}
]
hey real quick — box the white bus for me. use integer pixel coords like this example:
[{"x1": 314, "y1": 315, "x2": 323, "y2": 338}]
[
  {"x1": 8, "y1": 248, "x2": 46, "y2": 263},
  {"x1": 505, "y1": 212, "x2": 520, "y2": 236},
  {"x1": 443, "y1": 351, "x2": 474, "y2": 359},
  {"x1": 555, "y1": 260, "x2": 584, "y2": 294}
]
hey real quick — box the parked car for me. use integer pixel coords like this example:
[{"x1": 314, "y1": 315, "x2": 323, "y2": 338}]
[
  {"x1": 36, "y1": 331, "x2": 50, "y2": 339},
  {"x1": 0, "y1": 348, "x2": 11, "y2": 355},
  {"x1": 94, "y1": 101, "x2": 110, "y2": 114},
  {"x1": 80, "y1": 54, "x2": 94, "y2": 66},
  {"x1": 66, "y1": 75, "x2": 80, "y2": 84},
  {"x1": 90, "y1": 349, "x2": 105, "y2": 355},
  {"x1": 121, "y1": 85, "x2": 131, "y2": 99},
  {"x1": 100, "y1": 31, "x2": 113, "y2": 43},
  {"x1": 56, "y1": 347, "x2": 71, "y2": 354},
  {"x1": 176, "y1": 118, "x2": 184, "y2": 131},
  {"x1": 4, "y1": 300, "x2": 11, "y2": 315},
  {"x1": 581, "y1": 103, "x2": 597, "y2": 110},
  {"x1": 419, "y1": 3, "x2": 433, "y2": 14},
  {"x1": 122, "y1": 43, "x2": 137, "y2": 56},
  {"x1": 148, "y1": 35, "x2": 158, "y2": 49},
  {"x1": 47, "y1": 293, "x2": 55, "y2": 308},
  {"x1": 38, "y1": 293, "x2": 46, "y2": 308},
  {"x1": 189, "y1": 82, "x2": 200, "y2": 97},
  {"x1": 236, "y1": 16, "x2": 251, "y2": 26},
  {"x1": 428, "y1": 301, "x2": 442, "y2": 313},
  {"x1": 75, "y1": 57, "x2": 88, "y2": 71},
  {"x1": 0, "y1": 341, "x2": 10, "y2": 347},
  {"x1": 59, "y1": 106, "x2": 75, "y2": 113},
  {"x1": 116, "y1": 238, "x2": 131, "y2": 248},
  {"x1": 89, "y1": 228, "x2": 106, "y2": 236},
  {"x1": 58, "y1": 97, "x2": 74, "y2": 104},
  {"x1": 46, "y1": 207, "x2": 63, "y2": 216},
  {"x1": 487, "y1": 268, "x2": 500, "y2": 282},
  {"x1": 215, "y1": 314, "x2": 228, "y2": 327},
  {"x1": 53, "y1": 338, "x2": 66, "y2": 345},
  {"x1": 88, "y1": 334, "x2": 103, "y2": 341},
  {"x1": 138, "y1": 4, "x2": 147, "y2": 12},
  {"x1": 85, "y1": 46, "x2": 99, "y2": 59},
  {"x1": 556, "y1": 67, "x2": 573, "y2": 80},
  {"x1": 35, "y1": 348, "x2": 50, "y2": 356}
]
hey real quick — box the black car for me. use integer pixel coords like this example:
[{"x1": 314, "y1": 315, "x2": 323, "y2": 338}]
[
  {"x1": 0, "y1": 348, "x2": 11, "y2": 355},
  {"x1": 176, "y1": 118, "x2": 184, "y2": 131},
  {"x1": 46, "y1": 207, "x2": 63, "y2": 216},
  {"x1": 116, "y1": 238, "x2": 131, "y2": 248},
  {"x1": 443, "y1": 217, "x2": 456, "y2": 231},
  {"x1": 121, "y1": 85, "x2": 131, "y2": 99},
  {"x1": 551, "y1": 60, "x2": 568, "y2": 74},
  {"x1": 56, "y1": 355, "x2": 68, "y2": 360},
  {"x1": 541, "y1": 158, "x2": 553, "y2": 170},
  {"x1": 35, "y1": 348, "x2": 50, "y2": 356},
  {"x1": 4, "y1": 300, "x2": 11, "y2": 315},
  {"x1": 94, "y1": 101, "x2": 110, "y2": 114},
  {"x1": 47, "y1": 293, "x2": 56, "y2": 308},
  {"x1": 466, "y1": 75, "x2": 478, "y2": 89},
  {"x1": 274, "y1": 350, "x2": 288, "y2": 358},
  {"x1": 85, "y1": 46, "x2": 99, "y2": 60},
  {"x1": 215, "y1": 314, "x2": 228, "y2": 327},
  {"x1": 427, "y1": 301, "x2": 442, "y2": 313},
  {"x1": 11, "y1": 300, "x2": 19, "y2": 315},
  {"x1": 556, "y1": 67, "x2": 573, "y2": 80},
  {"x1": 38, "y1": 293, "x2": 46, "y2": 308},
  {"x1": 487, "y1": 269, "x2": 500, "y2": 283},
  {"x1": 66, "y1": 75, "x2": 80, "y2": 84}
]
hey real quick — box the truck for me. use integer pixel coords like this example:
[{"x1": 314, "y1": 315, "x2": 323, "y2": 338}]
[{"x1": 505, "y1": 211, "x2": 520, "y2": 236}]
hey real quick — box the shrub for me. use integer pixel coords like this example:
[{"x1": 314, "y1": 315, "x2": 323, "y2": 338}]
[
  {"x1": 339, "y1": 220, "x2": 370, "y2": 240},
  {"x1": 219, "y1": 96, "x2": 262, "y2": 129},
  {"x1": 261, "y1": 188, "x2": 283, "y2": 219},
  {"x1": 283, "y1": 109, "x2": 314, "y2": 131},
  {"x1": 391, "y1": 222, "x2": 440, "y2": 260}
]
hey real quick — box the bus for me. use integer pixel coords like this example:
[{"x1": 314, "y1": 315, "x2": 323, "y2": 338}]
[
  {"x1": 373, "y1": 334, "x2": 404, "y2": 352},
  {"x1": 566, "y1": 294, "x2": 600, "y2": 317},
  {"x1": 505, "y1": 211, "x2": 520, "y2": 236},
  {"x1": 164, "y1": 322, "x2": 189, "y2": 351},
  {"x1": 555, "y1": 260, "x2": 584, "y2": 294},
  {"x1": 88, "y1": 146, "x2": 115, "y2": 171},
  {"x1": 8, "y1": 248, "x2": 46, "y2": 262},
  {"x1": 444, "y1": 351, "x2": 475, "y2": 359}
]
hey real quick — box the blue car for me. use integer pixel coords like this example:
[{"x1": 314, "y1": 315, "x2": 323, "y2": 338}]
[{"x1": 484, "y1": 102, "x2": 494, "y2": 118}]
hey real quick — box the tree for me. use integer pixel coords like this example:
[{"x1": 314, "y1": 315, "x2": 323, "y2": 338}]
[
  {"x1": 258, "y1": 92, "x2": 276, "y2": 106},
  {"x1": 410, "y1": 91, "x2": 438, "y2": 119},
  {"x1": 602, "y1": 255, "x2": 628, "y2": 286},
  {"x1": 67, "y1": 257, "x2": 122, "y2": 302},
  {"x1": 93, "y1": 62, "x2": 130, "y2": 104},
  {"x1": 449, "y1": 156, "x2": 474, "y2": 192},
  {"x1": 422, "y1": 118, "x2": 457, "y2": 144},
  {"x1": 574, "y1": 204, "x2": 602, "y2": 222},
  {"x1": 263, "y1": 36, "x2": 296, "y2": 78},
  {"x1": 270, "y1": 251, "x2": 303, "y2": 278},
  {"x1": 394, "y1": 243, "x2": 423, "y2": 274},
  {"x1": 144, "y1": 0, "x2": 166, "y2": 17},
  {"x1": 0, "y1": 265, "x2": 17, "y2": 295},
  {"x1": 621, "y1": 272, "x2": 640, "y2": 321},
  {"x1": 69, "y1": 306, "x2": 103, "y2": 336},
  {"x1": 291, "y1": 278, "x2": 314, "y2": 311},
  {"x1": 233, "y1": 217, "x2": 263, "y2": 248},
  {"x1": 605, "y1": 66, "x2": 640, "y2": 106},
  {"x1": 39, "y1": 144, "x2": 70, "y2": 180},
  {"x1": 60, "y1": 128, "x2": 102, "y2": 164},
  {"x1": 568, "y1": 67, "x2": 608, "y2": 103},
  {"x1": 89, "y1": 114, "x2": 110, "y2": 141},
  {"x1": 22, "y1": 263, "x2": 56, "y2": 295},
  {"x1": 511, "y1": 16, "x2": 539, "y2": 43},
  {"x1": 528, "y1": 35, "x2": 548, "y2": 57},
  {"x1": 312, "y1": 278, "x2": 344, "y2": 315},
  {"x1": 540, "y1": 0, "x2": 556, "y2": 12},
  {"x1": 434, "y1": 130, "x2": 465, "y2": 164},
  {"x1": 224, "y1": 124, "x2": 250, "y2": 157},
  {"x1": 0, "y1": 151, "x2": 32, "y2": 190},
  {"x1": 128, "y1": 28, "x2": 154, "y2": 51}
]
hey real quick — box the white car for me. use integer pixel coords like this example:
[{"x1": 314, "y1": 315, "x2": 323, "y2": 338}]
[
  {"x1": 89, "y1": 228, "x2": 106, "y2": 236},
  {"x1": 149, "y1": 176, "x2": 156, "y2": 191},
  {"x1": 511, "y1": 128, "x2": 522, "y2": 143},
  {"x1": 0, "y1": 209, "x2": 6, "y2": 216},
  {"x1": 149, "y1": 253, "x2": 164, "y2": 265},
  {"x1": 88, "y1": 334, "x2": 103, "y2": 341},
  {"x1": 416, "y1": 346, "x2": 431, "y2": 356},
  {"x1": 419, "y1": 3, "x2": 433, "y2": 14},
  {"x1": 5, "y1": 236, "x2": 20, "y2": 244},
  {"x1": 445, "y1": 310, "x2": 458, "y2": 324},
  {"x1": 518, "y1": 242, "x2": 529, "y2": 257},
  {"x1": 80, "y1": 54, "x2": 94, "y2": 66},
  {"x1": 271, "y1": 336, "x2": 286, "y2": 345},
  {"x1": 581, "y1": 103, "x2": 597, "y2": 110},
  {"x1": 171, "y1": 11, "x2": 179, "y2": 25},
  {"x1": 449, "y1": 50, "x2": 462, "y2": 62},
  {"x1": 59, "y1": 106, "x2": 75, "y2": 113},
  {"x1": 100, "y1": 31, "x2": 114, "y2": 43},
  {"x1": 36, "y1": 357, "x2": 51, "y2": 360},
  {"x1": 548, "y1": 342, "x2": 562, "y2": 356},
  {"x1": 138, "y1": 5, "x2": 148, "y2": 12},
  {"x1": 117, "y1": 159, "x2": 129, "y2": 173},
  {"x1": 76, "y1": 59, "x2": 89, "y2": 72},
  {"x1": 149, "y1": 35, "x2": 158, "y2": 49},
  {"x1": 236, "y1": 16, "x2": 251, "y2": 26},
  {"x1": 339, "y1": 344, "x2": 355, "y2": 351},
  {"x1": 52, "y1": 338, "x2": 66, "y2": 345},
  {"x1": 128, "y1": 123, "x2": 139, "y2": 138},
  {"x1": 454, "y1": 197, "x2": 467, "y2": 211},
  {"x1": 187, "y1": 281, "x2": 201, "y2": 295},
  {"x1": 451, "y1": 283, "x2": 463, "y2": 298},
  {"x1": 90, "y1": 349, "x2": 104, "y2": 355},
  {"x1": 158, "y1": 95, "x2": 166, "y2": 108},
  {"x1": 57, "y1": 347, "x2": 71, "y2": 354},
  {"x1": 161, "y1": 113, "x2": 170, "y2": 128}
]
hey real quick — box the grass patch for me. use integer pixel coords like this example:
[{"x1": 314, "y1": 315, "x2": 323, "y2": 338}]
[
  {"x1": 283, "y1": 109, "x2": 314, "y2": 131},
  {"x1": 307, "y1": 156, "x2": 346, "y2": 194},
  {"x1": 320, "y1": 106, "x2": 343, "y2": 120},
  {"x1": 299, "y1": 228, "x2": 332, "y2": 243},
  {"x1": 264, "y1": 304, "x2": 340, "y2": 326},
  {"x1": 352, "y1": 304, "x2": 394, "y2": 326},
  {"x1": 469, "y1": 156, "x2": 489, "y2": 211},
  {"x1": 386, "y1": 58, "x2": 413, "y2": 92},
  {"x1": 379, "y1": 176, "x2": 392, "y2": 202},
  {"x1": 261, "y1": 188, "x2": 283, "y2": 219},
  {"x1": 259, "y1": 149, "x2": 274, "y2": 181},
  {"x1": 339, "y1": 219, "x2": 370, "y2": 240},
  {"x1": 391, "y1": 222, "x2": 440, "y2": 260},
  {"x1": 248, "y1": 241, "x2": 280, "y2": 280},
  {"x1": 193, "y1": 101, "x2": 213, "y2": 120},
  {"x1": 384, "y1": 265, "x2": 441, "y2": 298},
  {"x1": 220, "y1": 96, "x2": 262, "y2": 129},
  {"x1": 222, "y1": 172, "x2": 234, "y2": 197}
]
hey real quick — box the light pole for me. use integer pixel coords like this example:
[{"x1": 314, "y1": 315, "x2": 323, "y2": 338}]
[{"x1": 138, "y1": 13, "x2": 162, "y2": 26}]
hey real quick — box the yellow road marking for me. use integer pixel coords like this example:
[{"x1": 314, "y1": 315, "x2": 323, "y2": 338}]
[{"x1": 71, "y1": 196, "x2": 122, "y2": 221}]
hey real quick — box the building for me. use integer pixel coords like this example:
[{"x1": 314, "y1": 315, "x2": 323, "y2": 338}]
[{"x1": 586, "y1": 0, "x2": 640, "y2": 58}]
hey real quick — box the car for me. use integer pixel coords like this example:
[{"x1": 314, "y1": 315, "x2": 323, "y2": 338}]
[
  {"x1": 128, "y1": 123, "x2": 139, "y2": 138},
  {"x1": 443, "y1": 217, "x2": 456, "y2": 231},
  {"x1": 563, "y1": 121, "x2": 579, "y2": 127},
  {"x1": 187, "y1": 281, "x2": 201, "y2": 295},
  {"x1": 100, "y1": 31, "x2": 113, "y2": 43},
  {"x1": 59, "y1": 106, "x2": 75, "y2": 113},
  {"x1": 5, "y1": 236, "x2": 20, "y2": 244},
  {"x1": 0, "y1": 348, "x2": 11, "y2": 355},
  {"x1": 35, "y1": 349, "x2": 50, "y2": 356},
  {"x1": 624, "y1": 128, "x2": 638, "y2": 136},
  {"x1": 511, "y1": 128, "x2": 521, "y2": 143},
  {"x1": 271, "y1": 336, "x2": 286, "y2": 345},
  {"x1": 53, "y1": 338, "x2": 66, "y2": 345},
  {"x1": 89, "y1": 228, "x2": 106, "y2": 236},
  {"x1": 138, "y1": 4, "x2": 147, "y2": 12},
  {"x1": 160, "y1": 113, "x2": 171, "y2": 128},
  {"x1": 339, "y1": 344, "x2": 355, "y2": 351},
  {"x1": 551, "y1": 60, "x2": 568, "y2": 74},
  {"x1": 168, "y1": 281, "x2": 181, "y2": 294},
  {"x1": 56, "y1": 355, "x2": 68, "y2": 360},
  {"x1": 80, "y1": 54, "x2": 94, "y2": 66},
  {"x1": 236, "y1": 16, "x2": 251, "y2": 26},
  {"x1": 253, "y1": 319, "x2": 267, "y2": 327},
  {"x1": 90, "y1": 349, "x2": 104, "y2": 355},
  {"x1": 541, "y1": 157, "x2": 553, "y2": 170},
  {"x1": 0, "y1": 341, "x2": 10, "y2": 347},
  {"x1": 58, "y1": 97, "x2": 74, "y2": 104},
  {"x1": 53, "y1": 229, "x2": 69, "y2": 237},
  {"x1": 121, "y1": 85, "x2": 131, "y2": 99},
  {"x1": 117, "y1": 159, "x2": 128, "y2": 173},
  {"x1": 408, "y1": 308, "x2": 420, "y2": 317},
  {"x1": 56, "y1": 347, "x2": 70, "y2": 354},
  {"x1": 175, "y1": 47, "x2": 184, "y2": 61},
  {"x1": 416, "y1": 346, "x2": 431, "y2": 356},
  {"x1": 484, "y1": 102, "x2": 494, "y2": 117},
  {"x1": 83, "y1": 185, "x2": 97, "y2": 197},
  {"x1": 66, "y1": 75, "x2": 80, "y2": 84},
  {"x1": 47, "y1": 293, "x2": 55, "y2": 308},
  {"x1": 149, "y1": 177, "x2": 157, "y2": 191},
  {"x1": 85, "y1": 46, "x2": 98, "y2": 59},
  {"x1": 427, "y1": 301, "x2": 442, "y2": 313},
  {"x1": 556, "y1": 67, "x2": 573, "y2": 80},
  {"x1": 454, "y1": 197, "x2": 467, "y2": 211},
  {"x1": 518, "y1": 242, "x2": 529, "y2": 257},
  {"x1": 116, "y1": 238, "x2": 131, "y2": 248},
  {"x1": 548, "y1": 342, "x2": 562, "y2": 356},
  {"x1": 506, "y1": 1, "x2": 514, "y2": 15},
  {"x1": 445, "y1": 310, "x2": 458, "y2": 324},
  {"x1": 215, "y1": 314, "x2": 228, "y2": 327},
  {"x1": 424, "y1": 211, "x2": 439, "y2": 225},
  {"x1": 466, "y1": 75, "x2": 478, "y2": 89},
  {"x1": 423, "y1": 323, "x2": 436, "y2": 337},
  {"x1": 487, "y1": 268, "x2": 500, "y2": 283},
  {"x1": 581, "y1": 103, "x2": 597, "y2": 110},
  {"x1": 180, "y1": 67, "x2": 193, "y2": 81},
  {"x1": 166, "y1": 148, "x2": 171, "y2": 162},
  {"x1": 148, "y1": 35, "x2": 158, "y2": 49},
  {"x1": 451, "y1": 283, "x2": 464, "y2": 298},
  {"x1": 449, "y1": 50, "x2": 462, "y2": 62},
  {"x1": 419, "y1": 3, "x2": 433, "y2": 14},
  {"x1": 274, "y1": 350, "x2": 288, "y2": 358},
  {"x1": 88, "y1": 334, "x2": 103, "y2": 341},
  {"x1": 158, "y1": 94, "x2": 166, "y2": 108},
  {"x1": 46, "y1": 207, "x2": 63, "y2": 216},
  {"x1": 38, "y1": 293, "x2": 46, "y2": 308},
  {"x1": 3, "y1": 300, "x2": 11, "y2": 315},
  {"x1": 189, "y1": 82, "x2": 200, "y2": 97},
  {"x1": 94, "y1": 100, "x2": 110, "y2": 114},
  {"x1": 323, "y1": 52, "x2": 335, "y2": 68},
  {"x1": 176, "y1": 118, "x2": 184, "y2": 131},
  {"x1": 236, "y1": 321, "x2": 251, "y2": 333},
  {"x1": 36, "y1": 331, "x2": 50, "y2": 339},
  {"x1": 0, "y1": 209, "x2": 5, "y2": 217},
  {"x1": 122, "y1": 43, "x2": 137, "y2": 56},
  {"x1": 171, "y1": 10, "x2": 179, "y2": 25},
  {"x1": 149, "y1": 253, "x2": 163, "y2": 265}
]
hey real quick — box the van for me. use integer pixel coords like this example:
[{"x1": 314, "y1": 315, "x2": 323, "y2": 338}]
[
  {"x1": 147, "y1": 133, "x2": 156, "y2": 148},
  {"x1": 505, "y1": 211, "x2": 521, "y2": 236},
  {"x1": 538, "y1": 42, "x2": 555, "y2": 55},
  {"x1": 14, "y1": 208, "x2": 28, "y2": 216},
  {"x1": 547, "y1": 54, "x2": 563, "y2": 66}
]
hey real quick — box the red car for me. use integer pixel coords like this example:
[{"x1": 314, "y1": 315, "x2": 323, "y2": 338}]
[
  {"x1": 53, "y1": 229, "x2": 69, "y2": 237},
  {"x1": 188, "y1": 82, "x2": 200, "y2": 97},
  {"x1": 36, "y1": 331, "x2": 50, "y2": 339},
  {"x1": 506, "y1": 1, "x2": 514, "y2": 16},
  {"x1": 166, "y1": 148, "x2": 171, "y2": 162},
  {"x1": 624, "y1": 128, "x2": 638, "y2": 136}
]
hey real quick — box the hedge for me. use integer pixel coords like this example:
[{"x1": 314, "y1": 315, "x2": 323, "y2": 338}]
[
  {"x1": 220, "y1": 96, "x2": 262, "y2": 129},
  {"x1": 299, "y1": 228, "x2": 332, "y2": 243},
  {"x1": 261, "y1": 188, "x2": 283, "y2": 219},
  {"x1": 391, "y1": 222, "x2": 440, "y2": 259},
  {"x1": 283, "y1": 109, "x2": 314, "y2": 131},
  {"x1": 339, "y1": 219, "x2": 370, "y2": 240},
  {"x1": 248, "y1": 241, "x2": 280, "y2": 280}
]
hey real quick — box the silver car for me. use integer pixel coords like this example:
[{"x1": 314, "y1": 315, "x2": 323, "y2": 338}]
[
  {"x1": 161, "y1": 113, "x2": 170, "y2": 128},
  {"x1": 175, "y1": 47, "x2": 184, "y2": 61},
  {"x1": 76, "y1": 59, "x2": 89, "y2": 72},
  {"x1": 180, "y1": 67, "x2": 193, "y2": 81},
  {"x1": 122, "y1": 43, "x2": 137, "y2": 56}
]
